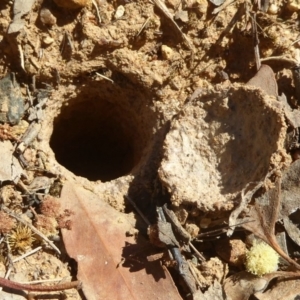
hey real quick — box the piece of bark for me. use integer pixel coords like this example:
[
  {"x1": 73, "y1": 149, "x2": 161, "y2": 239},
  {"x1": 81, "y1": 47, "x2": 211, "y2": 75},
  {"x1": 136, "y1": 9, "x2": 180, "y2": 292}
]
[
  {"x1": 0, "y1": 140, "x2": 23, "y2": 183},
  {"x1": 246, "y1": 64, "x2": 278, "y2": 97}
]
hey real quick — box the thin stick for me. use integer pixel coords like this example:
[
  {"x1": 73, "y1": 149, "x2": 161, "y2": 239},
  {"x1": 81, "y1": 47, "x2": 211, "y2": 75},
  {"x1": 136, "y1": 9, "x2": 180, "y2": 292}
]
[
  {"x1": 189, "y1": 242, "x2": 205, "y2": 262},
  {"x1": 29, "y1": 57, "x2": 40, "y2": 70},
  {"x1": 21, "y1": 277, "x2": 72, "y2": 285},
  {"x1": 291, "y1": 38, "x2": 300, "y2": 46},
  {"x1": 260, "y1": 56, "x2": 298, "y2": 65},
  {"x1": 1, "y1": 206, "x2": 61, "y2": 255},
  {"x1": 251, "y1": 13, "x2": 261, "y2": 71},
  {"x1": 0, "y1": 267, "x2": 12, "y2": 292},
  {"x1": 18, "y1": 44, "x2": 25, "y2": 71},
  {"x1": 4, "y1": 268, "x2": 11, "y2": 280},
  {"x1": 125, "y1": 195, "x2": 151, "y2": 226},
  {"x1": 136, "y1": 17, "x2": 151, "y2": 37},
  {"x1": 65, "y1": 31, "x2": 74, "y2": 51},
  {"x1": 95, "y1": 72, "x2": 114, "y2": 83},
  {"x1": 26, "y1": 85, "x2": 33, "y2": 106},
  {"x1": 13, "y1": 247, "x2": 42, "y2": 263},
  {"x1": 187, "y1": 260, "x2": 202, "y2": 288},
  {"x1": 0, "y1": 239, "x2": 11, "y2": 292},
  {"x1": 0, "y1": 277, "x2": 81, "y2": 292},
  {"x1": 92, "y1": 0, "x2": 101, "y2": 24}
]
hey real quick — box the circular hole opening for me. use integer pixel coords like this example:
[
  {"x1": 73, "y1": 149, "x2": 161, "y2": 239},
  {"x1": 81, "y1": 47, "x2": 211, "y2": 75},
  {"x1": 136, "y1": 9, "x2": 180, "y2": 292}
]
[{"x1": 50, "y1": 93, "x2": 147, "y2": 182}]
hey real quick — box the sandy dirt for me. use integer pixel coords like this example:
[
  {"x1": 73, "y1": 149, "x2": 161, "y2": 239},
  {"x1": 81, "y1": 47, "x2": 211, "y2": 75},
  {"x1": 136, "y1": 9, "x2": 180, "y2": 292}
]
[{"x1": 0, "y1": 0, "x2": 300, "y2": 299}]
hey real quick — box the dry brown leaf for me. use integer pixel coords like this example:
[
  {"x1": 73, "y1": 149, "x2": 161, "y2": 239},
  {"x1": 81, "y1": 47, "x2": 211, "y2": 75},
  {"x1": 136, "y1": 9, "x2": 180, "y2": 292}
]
[
  {"x1": 283, "y1": 217, "x2": 300, "y2": 246},
  {"x1": 246, "y1": 64, "x2": 300, "y2": 129},
  {"x1": 223, "y1": 271, "x2": 270, "y2": 300},
  {"x1": 255, "y1": 277, "x2": 300, "y2": 300},
  {"x1": 60, "y1": 182, "x2": 182, "y2": 300},
  {"x1": 246, "y1": 64, "x2": 278, "y2": 97},
  {"x1": 223, "y1": 270, "x2": 300, "y2": 300},
  {"x1": 227, "y1": 181, "x2": 264, "y2": 236},
  {"x1": 241, "y1": 179, "x2": 300, "y2": 270}
]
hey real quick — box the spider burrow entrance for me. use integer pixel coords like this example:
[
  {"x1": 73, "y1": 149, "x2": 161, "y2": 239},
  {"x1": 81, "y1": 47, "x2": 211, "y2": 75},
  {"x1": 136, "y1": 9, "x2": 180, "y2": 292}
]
[{"x1": 49, "y1": 80, "x2": 154, "y2": 182}]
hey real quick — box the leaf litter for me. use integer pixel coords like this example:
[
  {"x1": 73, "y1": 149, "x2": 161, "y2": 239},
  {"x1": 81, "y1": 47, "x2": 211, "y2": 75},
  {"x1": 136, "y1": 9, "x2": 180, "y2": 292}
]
[
  {"x1": 1, "y1": 0, "x2": 300, "y2": 299},
  {"x1": 60, "y1": 181, "x2": 182, "y2": 300}
]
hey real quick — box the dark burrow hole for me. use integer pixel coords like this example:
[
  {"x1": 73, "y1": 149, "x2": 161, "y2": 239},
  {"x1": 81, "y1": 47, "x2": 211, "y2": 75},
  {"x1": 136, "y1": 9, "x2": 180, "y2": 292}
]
[{"x1": 50, "y1": 89, "x2": 149, "y2": 182}]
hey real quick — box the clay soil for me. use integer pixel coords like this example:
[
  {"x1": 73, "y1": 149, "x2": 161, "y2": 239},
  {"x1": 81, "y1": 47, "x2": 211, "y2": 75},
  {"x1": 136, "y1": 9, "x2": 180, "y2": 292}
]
[{"x1": 1, "y1": 0, "x2": 300, "y2": 299}]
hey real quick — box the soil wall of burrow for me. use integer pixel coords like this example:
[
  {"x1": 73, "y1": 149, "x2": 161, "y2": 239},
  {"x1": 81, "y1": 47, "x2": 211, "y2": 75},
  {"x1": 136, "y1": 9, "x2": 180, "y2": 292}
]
[
  {"x1": 158, "y1": 84, "x2": 290, "y2": 219},
  {"x1": 38, "y1": 78, "x2": 160, "y2": 211}
]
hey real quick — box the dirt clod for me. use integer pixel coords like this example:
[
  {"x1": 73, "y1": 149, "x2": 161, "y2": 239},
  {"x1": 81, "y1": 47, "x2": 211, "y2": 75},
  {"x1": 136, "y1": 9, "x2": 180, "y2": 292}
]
[
  {"x1": 1, "y1": 0, "x2": 300, "y2": 298},
  {"x1": 158, "y1": 85, "x2": 287, "y2": 211}
]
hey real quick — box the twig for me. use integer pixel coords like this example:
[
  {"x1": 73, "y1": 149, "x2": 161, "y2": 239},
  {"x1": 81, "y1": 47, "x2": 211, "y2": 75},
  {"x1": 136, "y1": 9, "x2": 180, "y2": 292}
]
[
  {"x1": 12, "y1": 247, "x2": 42, "y2": 263},
  {"x1": 92, "y1": 0, "x2": 101, "y2": 24},
  {"x1": 136, "y1": 17, "x2": 151, "y2": 37},
  {"x1": 29, "y1": 57, "x2": 40, "y2": 71},
  {"x1": 18, "y1": 44, "x2": 25, "y2": 71},
  {"x1": 189, "y1": 242, "x2": 205, "y2": 262},
  {"x1": 251, "y1": 13, "x2": 261, "y2": 71},
  {"x1": 16, "y1": 180, "x2": 30, "y2": 194},
  {"x1": 152, "y1": 0, "x2": 194, "y2": 62},
  {"x1": 0, "y1": 261, "x2": 11, "y2": 292},
  {"x1": 26, "y1": 85, "x2": 33, "y2": 106},
  {"x1": 125, "y1": 195, "x2": 151, "y2": 226},
  {"x1": 1, "y1": 205, "x2": 61, "y2": 255},
  {"x1": 5, "y1": 239, "x2": 14, "y2": 281},
  {"x1": 95, "y1": 72, "x2": 114, "y2": 84},
  {"x1": 0, "y1": 243, "x2": 13, "y2": 292},
  {"x1": 187, "y1": 260, "x2": 202, "y2": 288},
  {"x1": 0, "y1": 277, "x2": 81, "y2": 292},
  {"x1": 291, "y1": 37, "x2": 300, "y2": 47},
  {"x1": 260, "y1": 56, "x2": 298, "y2": 65},
  {"x1": 21, "y1": 277, "x2": 72, "y2": 285},
  {"x1": 0, "y1": 268, "x2": 12, "y2": 293}
]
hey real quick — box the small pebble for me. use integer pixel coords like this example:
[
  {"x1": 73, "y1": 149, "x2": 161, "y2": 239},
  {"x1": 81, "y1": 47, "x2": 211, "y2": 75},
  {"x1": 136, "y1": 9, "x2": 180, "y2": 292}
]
[
  {"x1": 114, "y1": 5, "x2": 125, "y2": 19},
  {"x1": 287, "y1": 0, "x2": 300, "y2": 11},
  {"x1": 161, "y1": 45, "x2": 174, "y2": 60},
  {"x1": 40, "y1": 8, "x2": 57, "y2": 26},
  {"x1": 53, "y1": 0, "x2": 90, "y2": 9},
  {"x1": 215, "y1": 239, "x2": 246, "y2": 267},
  {"x1": 42, "y1": 36, "x2": 54, "y2": 46},
  {"x1": 268, "y1": 3, "x2": 279, "y2": 14},
  {"x1": 174, "y1": 10, "x2": 189, "y2": 23}
]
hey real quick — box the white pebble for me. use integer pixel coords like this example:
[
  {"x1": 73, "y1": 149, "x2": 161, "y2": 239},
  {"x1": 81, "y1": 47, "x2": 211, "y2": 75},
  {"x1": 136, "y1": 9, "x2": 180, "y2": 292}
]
[{"x1": 115, "y1": 5, "x2": 125, "y2": 19}]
